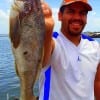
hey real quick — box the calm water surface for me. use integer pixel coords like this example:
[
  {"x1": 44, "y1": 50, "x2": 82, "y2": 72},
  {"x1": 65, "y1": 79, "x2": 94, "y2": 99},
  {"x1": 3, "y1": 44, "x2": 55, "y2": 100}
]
[
  {"x1": 0, "y1": 35, "x2": 20, "y2": 100},
  {"x1": 0, "y1": 35, "x2": 100, "y2": 100}
]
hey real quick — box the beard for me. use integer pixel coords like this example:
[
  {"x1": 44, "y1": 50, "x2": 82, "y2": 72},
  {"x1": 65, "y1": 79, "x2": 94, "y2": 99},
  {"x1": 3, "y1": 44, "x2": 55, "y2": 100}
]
[{"x1": 67, "y1": 19, "x2": 86, "y2": 37}]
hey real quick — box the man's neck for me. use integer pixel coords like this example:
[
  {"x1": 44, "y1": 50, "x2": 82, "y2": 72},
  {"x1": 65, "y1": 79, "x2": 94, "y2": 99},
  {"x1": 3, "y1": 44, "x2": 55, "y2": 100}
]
[{"x1": 62, "y1": 31, "x2": 81, "y2": 46}]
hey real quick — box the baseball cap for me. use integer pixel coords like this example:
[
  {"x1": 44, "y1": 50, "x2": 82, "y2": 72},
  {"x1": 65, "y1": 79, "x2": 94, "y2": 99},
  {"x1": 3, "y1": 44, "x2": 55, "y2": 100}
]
[{"x1": 60, "y1": 0, "x2": 92, "y2": 11}]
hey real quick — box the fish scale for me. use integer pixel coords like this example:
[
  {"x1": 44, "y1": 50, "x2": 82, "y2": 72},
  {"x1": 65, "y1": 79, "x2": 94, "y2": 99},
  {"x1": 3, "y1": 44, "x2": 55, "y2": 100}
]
[{"x1": 9, "y1": 0, "x2": 45, "y2": 100}]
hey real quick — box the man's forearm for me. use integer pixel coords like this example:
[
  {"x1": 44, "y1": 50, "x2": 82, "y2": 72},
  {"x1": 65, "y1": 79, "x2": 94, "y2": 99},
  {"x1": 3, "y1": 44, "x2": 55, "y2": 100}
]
[{"x1": 94, "y1": 64, "x2": 100, "y2": 100}]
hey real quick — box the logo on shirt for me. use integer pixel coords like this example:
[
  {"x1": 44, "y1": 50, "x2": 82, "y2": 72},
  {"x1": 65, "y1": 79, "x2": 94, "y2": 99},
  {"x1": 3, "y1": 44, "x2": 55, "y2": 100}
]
[{"x1": 77, "y1": 56, "x2": 81, "y2": 61}]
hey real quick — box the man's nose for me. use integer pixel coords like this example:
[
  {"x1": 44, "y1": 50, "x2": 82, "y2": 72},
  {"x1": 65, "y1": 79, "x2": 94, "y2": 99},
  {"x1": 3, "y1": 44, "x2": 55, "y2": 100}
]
[{"x1": 73, "y1": 13, "x2": 81, "y2": 19}]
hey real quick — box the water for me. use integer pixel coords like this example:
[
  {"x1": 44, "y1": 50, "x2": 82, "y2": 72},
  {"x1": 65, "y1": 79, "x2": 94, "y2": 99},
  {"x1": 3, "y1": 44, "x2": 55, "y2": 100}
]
[
  {"x1": 0, "y1": 35, "x2": 20, "y2": 100},
  {"x1": 0, "y1": 35, "x2": 100, "y2": 100},
  {"x1": 94, "y1": 38, "x2": 100, "y2": 42},
  {"x1": 0, "y1": 35, "x2": 39, "y2": 100}
]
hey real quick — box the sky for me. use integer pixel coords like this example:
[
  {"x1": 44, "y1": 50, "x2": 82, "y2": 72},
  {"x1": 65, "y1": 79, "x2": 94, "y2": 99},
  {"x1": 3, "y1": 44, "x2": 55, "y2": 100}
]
[{"x1": 0, "y1": 0, "x2": 100, "y2": 34}]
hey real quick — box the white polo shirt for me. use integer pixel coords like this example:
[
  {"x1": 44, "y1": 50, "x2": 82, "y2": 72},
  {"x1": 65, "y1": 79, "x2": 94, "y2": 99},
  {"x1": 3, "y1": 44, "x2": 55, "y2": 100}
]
[{"x1": 39, "y1": 32, "x2": 100, "y2": 100}]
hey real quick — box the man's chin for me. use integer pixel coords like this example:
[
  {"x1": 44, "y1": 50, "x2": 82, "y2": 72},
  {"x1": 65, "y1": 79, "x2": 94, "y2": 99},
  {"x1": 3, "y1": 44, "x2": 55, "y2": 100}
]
[{"x1": 69, "y1": 30, "x2": 82, "y2": 36}]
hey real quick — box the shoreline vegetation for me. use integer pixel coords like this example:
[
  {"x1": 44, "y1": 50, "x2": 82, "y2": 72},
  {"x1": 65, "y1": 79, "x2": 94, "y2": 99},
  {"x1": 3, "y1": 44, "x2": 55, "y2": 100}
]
[
  {"x1": 84, "y1": 32, "x2": 100, "y2": 38},
  {"x1": 0, "y1": 32, "x2": 100, "y2": 38}
]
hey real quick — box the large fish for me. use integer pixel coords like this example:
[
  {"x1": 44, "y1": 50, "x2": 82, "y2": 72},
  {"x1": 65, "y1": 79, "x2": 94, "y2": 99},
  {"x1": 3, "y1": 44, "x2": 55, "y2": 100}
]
[{"x1": 9, "y1": 0, "x2": 45, "y2": 100}]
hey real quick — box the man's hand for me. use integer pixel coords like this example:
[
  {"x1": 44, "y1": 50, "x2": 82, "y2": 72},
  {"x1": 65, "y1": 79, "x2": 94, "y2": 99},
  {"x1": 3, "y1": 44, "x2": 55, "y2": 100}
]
[{"x1": 41, "y1": 2, "x2": 54, "y2": 33}]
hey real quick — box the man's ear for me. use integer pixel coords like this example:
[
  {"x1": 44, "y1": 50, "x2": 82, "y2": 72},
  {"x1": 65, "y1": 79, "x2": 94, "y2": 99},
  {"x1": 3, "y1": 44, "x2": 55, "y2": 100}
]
[{"x1": 58, "y1": 12, "x2": 62, "y2": 21}]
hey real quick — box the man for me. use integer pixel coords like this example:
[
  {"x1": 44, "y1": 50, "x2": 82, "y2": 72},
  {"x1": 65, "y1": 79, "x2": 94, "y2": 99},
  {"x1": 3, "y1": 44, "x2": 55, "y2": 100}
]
[{"x1": 40, "y1": 0, "x2": 100, "y2": 100}]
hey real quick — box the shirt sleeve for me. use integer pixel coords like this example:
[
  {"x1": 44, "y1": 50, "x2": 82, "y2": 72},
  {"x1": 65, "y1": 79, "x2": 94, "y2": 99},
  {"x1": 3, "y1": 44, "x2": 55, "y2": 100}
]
[{"x1": 95, "y1": 41, "x2": 100, "y2": 64}]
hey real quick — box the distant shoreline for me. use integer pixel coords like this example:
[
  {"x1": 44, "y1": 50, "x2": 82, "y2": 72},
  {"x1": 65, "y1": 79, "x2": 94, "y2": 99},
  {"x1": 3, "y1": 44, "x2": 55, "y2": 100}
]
[
  {"x1": 90, "y1": 35, "x2": 100, "y2": 38},
  {"x1": 84, "y1": 32, "x2": 100, "y2": 38},
  {"x1": 0, "y1": 33, "x2": 100, "y2": 38},
  {"x1": 0, "y1": 34, "x2": 8, "y2": 37}
]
